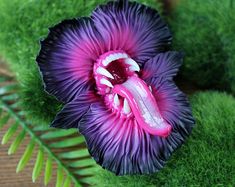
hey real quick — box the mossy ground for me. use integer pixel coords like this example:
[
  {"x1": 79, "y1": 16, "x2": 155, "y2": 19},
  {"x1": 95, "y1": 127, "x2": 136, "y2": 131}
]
[{"x1": 169, "y1": 0, "x2": 235, "y2": 94}]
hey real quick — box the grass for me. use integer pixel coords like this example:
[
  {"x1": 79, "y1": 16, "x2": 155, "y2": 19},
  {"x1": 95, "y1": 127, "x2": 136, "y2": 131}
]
[
  {"x1": 94, "y1": 91, "x2": 235, "y2": 186},
  {"x1": 169, "y1": 0, "x2": 235, "y2": 94},
  {"x1": 0, "y1": 0, "x2": 162, "y2": 125}
]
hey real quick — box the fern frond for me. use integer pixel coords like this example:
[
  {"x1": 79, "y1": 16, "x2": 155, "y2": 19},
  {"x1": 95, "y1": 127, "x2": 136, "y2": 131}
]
[
  {"x1": 56, "y1": 166, "x2": 64, "y2": 187},
  {"x1": 32, "y1": 148, "x2": 44, "y2": 182},
  {"x1": 44, "y1": 156, "x2": 53, "y2": 185},
  {"x1": 63, "y1": 176, "x2": 72, "y2": 187},
  {"x1": 16, "y1": 140, "x2": 35, "y2": 173},
  {"x1": 0, "y1": 114, "x2": 10, "y2": 129},
  {"x1": 0, "y1": 76, "x2": 100, "y2": 186},
  {"x1": 1, "y1": 122, "x2": 18, "y2": 144},
  {"x1": 8, "y1": 130, "x2": 25, "y2": 155}
]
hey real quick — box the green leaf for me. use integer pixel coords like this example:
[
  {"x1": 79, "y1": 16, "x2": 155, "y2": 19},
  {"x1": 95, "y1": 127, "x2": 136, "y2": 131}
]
[
  {"x1": 8, "y1": 130, "x2": 26, "y2": 155},
  {"x1": 49, "y1": 136, "x2": 84, "y2": 148},
  {"x1": 68, "y1": 158, "x2": 96, "y2": 168},
  {"x1": 9, "y1": 102, "x2": 20, "y2": 109},
  {"x1": 32, "y1": 148, "x2": 44, "y2": 182},
  {"x1": 41, "y1": 129, "x2": 76, "y2": 139},
  {"x1": 0, "y1": 84, "x2": 17, "y2": 95},
  {"x1": 17, "y1": 110, "x2": 26, "y2": 116},
  {"x1": 0, "y1": 81, "x2": 98, "y2": 186},
  {"x1": 0, "y1": 76, "x2": 9, "y2": 83},
  {"x1": 56, "y1": 167, "x2": 64, "y2": 187},
  {"x1": 33, "y1": 125, "x2": 51, "y2": 132},
  {"x1": 1, "y1": 122, "x2": 18, "y2": 144},
  {"x1": 1, "y1": 93, "x2": 19, "y2": 101},
  {"x1": 59, "y1": 149, "x2": 90, "y2": 159},
  {"x1": 16, "y1": 140, "x2": 35, "y2": 173},
  {"x1": 63, "y1": 176, "x2": 71, "y2": 187},
  {"x1": 74, "y1": 167, "x2": 98, "y2": 175},
  {"x1": 0, "y1": 114, "x2": 10, "y2": 129},
  {"x1": 44, "y1": 157, "x2": 53, "y2": 186},
  {"x1": 74, "y1": 182, "x2": 82, "y2": 187},
  {"x1": 80, "y1": 176, "x2": 96, "y2": 185}
]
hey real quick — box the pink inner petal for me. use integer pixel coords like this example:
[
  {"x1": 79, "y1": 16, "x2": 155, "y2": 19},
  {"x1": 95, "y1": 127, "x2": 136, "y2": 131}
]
[{"x1": 113, "y1": 76, "x2": 172, "y2": 137}]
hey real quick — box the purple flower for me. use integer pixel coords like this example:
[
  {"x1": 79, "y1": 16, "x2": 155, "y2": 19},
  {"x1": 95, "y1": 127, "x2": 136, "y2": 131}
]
[{"x1": 36, "y1": 0, "x2": 194, "y2": 175}]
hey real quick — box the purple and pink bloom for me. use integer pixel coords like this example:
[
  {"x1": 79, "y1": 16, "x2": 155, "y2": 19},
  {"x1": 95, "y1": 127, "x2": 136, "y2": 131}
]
[{"x1": 36, "y1": 0, "x2": 195, "y2": 175}]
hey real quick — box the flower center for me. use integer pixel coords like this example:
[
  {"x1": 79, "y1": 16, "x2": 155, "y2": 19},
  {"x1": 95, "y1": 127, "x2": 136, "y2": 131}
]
[
  {"x1": 93, "y1": 50, "x2": 172, "y2": 137},
  {"x1": 106, "y1": 59, "x2": 128, "y2": 85},
  {"x1": 93, "y1": 50, "x2": 139, "y2": 95}
]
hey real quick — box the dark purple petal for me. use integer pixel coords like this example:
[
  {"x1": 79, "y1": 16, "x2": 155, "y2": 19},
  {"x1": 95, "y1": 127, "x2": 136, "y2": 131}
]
[
  {"x1": 152, "y1": 80, "x2": 195, "y2": 145},
  {"x1": 78, "y1": 80, "x2": 194, "y2": 175},
  {"x1": 51, "y1": 91, "x2": 98, "y2": 129},
  {"x1": 91, "y1": 0, "x2": 172, "y2": 64},
  {"x1": 141, "y1": 51, "x2": 183, "y2": 83},
  {"x1": 36, "y1": 17, "x2": 105, "y2": 102},
  {"x1": 141, "y1": 52, "x2": 195, "y2": 138},
  {"x1": 79, "y1": 101, "x2": 172, "y2": 175}
]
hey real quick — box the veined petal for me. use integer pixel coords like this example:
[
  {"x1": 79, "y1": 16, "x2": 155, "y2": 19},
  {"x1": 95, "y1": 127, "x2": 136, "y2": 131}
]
[
  {"x1": 152, "y1": 80, "x2": 195, "y2": 147},
  {"x1": 141, "y1": 51, "x2": 183, "y2": 83},
  {"x1": 37, "y1": 17, "x2": 105, "y2": 102},
  {"x1": 78, "y1": 81, "x2": 194, "y2": 175},
  {"x1": 79, "y1": 101, "x2": 171, "y2": 175},
  {"x1": 51, "y1": 91, "x2": 98, "y2": 129},
  {"x1": 91, "y1": 0, "x2": 172, "y2": 64}
]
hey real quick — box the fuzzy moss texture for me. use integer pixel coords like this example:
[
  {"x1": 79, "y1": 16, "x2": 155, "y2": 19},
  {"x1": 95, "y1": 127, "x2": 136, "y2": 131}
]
[
  {"x1": 0, "y1": 0, "x2": 234, "y2": 186},
  {"x1": 169, "y1": 0, "x2": 235, "y2": 94}
]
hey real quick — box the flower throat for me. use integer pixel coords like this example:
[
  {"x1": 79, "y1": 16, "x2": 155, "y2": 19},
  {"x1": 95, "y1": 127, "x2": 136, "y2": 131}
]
[{"x1": 93, "y1": 50, "x2": 172, "y2": 137}]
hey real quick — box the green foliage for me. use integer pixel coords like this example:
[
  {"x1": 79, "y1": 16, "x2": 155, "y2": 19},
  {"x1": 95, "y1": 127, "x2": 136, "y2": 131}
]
[
  {"x1": 0, "y1": 77, "x2": 101, "y2": 186},
  {"x1": 32, "y1": 148, "x2": 44, "y2": 182},
  {"x1": 93, "y1": 91, "x2": 235, "y2": 186},
  {"x1": 56, "y1": 167, "x2": 64, "y2": 187},
  {"x1": 0, "y1": 0, "x2": 162, "y2": 125},
  {"x1": 1, "y1": 122, "x2": 18, "y2": 144},
  {"x1": 169, "y1": 0, "x2": 235, "y2": 94},
  {"x1": 44, "y1": 157, "x2": 53, "y2": 185},
  {"x1": 17, "y1": 141, "x2": 35, "y2": 173},
  {"x1": 8, "y1": 130, "x2": 26, "y2": 155}
]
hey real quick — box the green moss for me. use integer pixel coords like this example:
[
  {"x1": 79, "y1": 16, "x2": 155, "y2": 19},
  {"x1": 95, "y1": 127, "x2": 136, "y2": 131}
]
[
  {"x1": 169, "y1": 0, "x2": 235, "y2": 94},
  {"x1": 94, "y1": 91, "x2": 235, "y2": 186},
  {"x1": 0, "y1": 0, "x2": 162, "y2": 125}
]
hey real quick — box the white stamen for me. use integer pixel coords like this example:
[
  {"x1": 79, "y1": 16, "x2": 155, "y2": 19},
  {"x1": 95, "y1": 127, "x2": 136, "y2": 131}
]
[
  {"x1": 149, "y1": 86, "x2": 152, "y2": 92},
  {"x1": 122, "y1": 53, "x2": 129, "y2": 58},
  {"x1": 123, "y1": 98, "x2": 131, "y2": 114},
  {"x1": 114, "y1": 94, "x2": 120, "y2": 106},
  {"x1": 102, "y1": 55, "x2": 115, "y2": 66},
  {"x1": 110, "y1": 54, "x2": 116, "y2": 61},
  {"x1": 124, "y1": 58, "x2": 140, "y2": 72},
  {"x1": 100, "y1": 78, "x2": 113, "y2": 88},
  {"x1": 96, "y1": 67, "x2": 114, "y2": 79},
  {"x1": 129, "y1": 66, "x2": 140, "y2": 72},
  {"x1": 116, "y1": 53, "x2": 123, "y2": 59},
  {"x1": 102, "y1": 53, "x2": 129, "y2": 66},
  {"x1": 103, "y1": 59, "x2": 109, "y2": 66}
]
